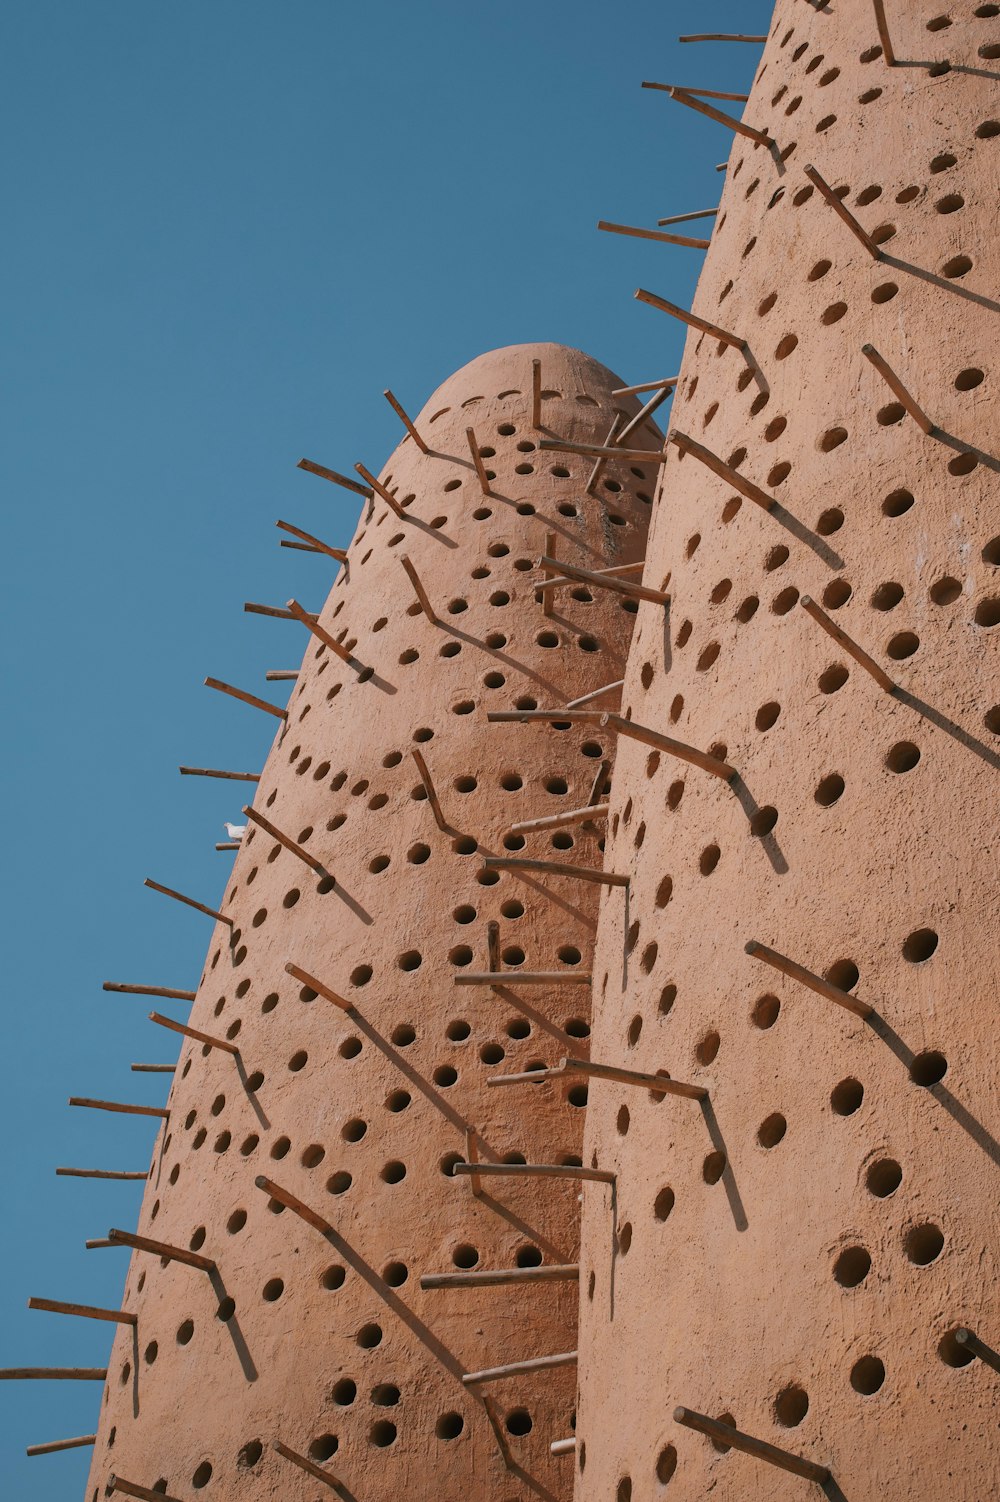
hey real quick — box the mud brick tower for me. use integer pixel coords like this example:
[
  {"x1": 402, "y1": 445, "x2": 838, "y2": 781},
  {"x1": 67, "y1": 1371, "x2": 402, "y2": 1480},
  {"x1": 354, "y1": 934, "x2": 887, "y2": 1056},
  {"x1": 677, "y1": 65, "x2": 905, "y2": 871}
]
[
  {"x1": 76, "y1": 343, "x2": 659, "y2": 1501},
  {"x1": 574, "y1": 4, "x2": 1000, "y2": 1500}
]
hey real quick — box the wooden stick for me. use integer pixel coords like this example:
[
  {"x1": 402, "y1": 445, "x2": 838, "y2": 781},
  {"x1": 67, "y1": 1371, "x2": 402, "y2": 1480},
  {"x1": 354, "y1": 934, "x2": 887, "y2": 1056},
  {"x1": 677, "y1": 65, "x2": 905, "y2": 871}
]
[
  {"x1": 265, "y1": 671, "x2": 298, "y2": 680},
  {"x1": 597, "y1": 219, "x2": 711, "y2": 251},
  {"x1": 453, "y1": 1163, "x2": 615, "y2": 1184},
  {"x1": 536, "y1": 554, "x2": 669, "y2": 606},
  {"x1": 803, "y1": 165, "x2": 882, "y2": 260},
  {"x1": 0, "y1": 1368, "x2": 106, "y2": 1380},
  {"x1": 487, "y1": 1068, "x2": 563, "y2": 1087},
  {"x1": 539, "y1": 436, "x2": 668, "y2": 465},
  {"x1": 642, "y1": 81, "x2": 750, "y2": 101},
  {"x1": 272, "y1": 1440, "x2": 343, "y2": 1490},
  {"x1": 955, "y1": 1328, "x2": 1000, "y2": 1368},
  {"x1": 483, "y1": 856, "x2": 628, "y2": 888},
  {"x1": 800, "y1": 596, "x2": 896, "y2": 693},
  {"x1": 280, "y1": 539, "x2": 322, "y2": 552},
  {"x1": 244, "y1": 600, "x2": 318, "y2": 622},
  {"x1": 421, "y1": 1265, "x2": 579, "y2": 1289},
  {"x1": 28, "y1": 1297, "x2": 136, "y2": 1327},
  {"x1": 612, "y1": 377, "x2": 678, "y2": 396},
  {"x1": 657, "y1": 209, "x2": 718, "y2": 227},
  {"x1": 57, "y1": 1168, "x2": 148, "y2": 1180},
  {"x1": 487, "y1": 920, "x2": 501, "y2": 973},
  {"x1": 870, "y1": 0, "x2": 896, "y2": 65},
  {"x1": 85, "y1": 1239, "x2": 116, "y2": 1249},
  {"x1": 561, "y1": 1056, "x2": 708, "y2": 1101},
  {"x1": 110, "y1": 1478, "x2": 185, "y2": 1502},
  {"x1": 26, "y1": 1434, "x2": 97, "y2": 1456},
  {"x1": 587, "y1": 757, "x2": 612, "y2": 805},
  {"x1": 144, "y1": 877, "x2": 233, "y2": 928},
  {"x1": 103, "y1": 982, "x2": 196, "y2": 1001},
  {"x1": 463, "y1": 1351, "x2": 578, "y2": 1385},
  {"x1": 602, "y1": 712, "x2": 738, "y2": 782},
  {"x1": 254, "y1": 1174, "x2": 332, "y2": 1236},
  {"x1": 243, "y1": 804, "x2": 328, "y2": 876},
  {"x1": 410, "y1": 748, "x2": 448, "y2": 831},
  {"x1": 539, "y1": 562, "x2": 649, "y2": 594},
  {"x1": 204, "y1": 677, "x2": 287, "y2": 722},
  {"x1": 616, "y1": 385, "x2": 675, "y2": 447},
  {"x1": 564, "y1": 680, "x2": 624, "y2": 710},
  {"x1": 862, "y1": 344, "x2": 934, "y2": 435},
  {"x1": 466, "y1": 427, "x2": 492, "y2": 496},
  {"x1": 216, "y1": 842, "x2": 240, "y2": 852},
  {"x1": 69, "y1": 1097, "x2": 169, "y2": 1120},
  {"x1": 674, "y1": 1407, "x2": 830, "y2": 1485},
  {"x1": 585, "y1": 412, "x2": 624, "y2": 496},
  {"x1": 148, "y1": 1011, "x2": 239, "y2": 1056},
  {"x1": 532, "y1": 358, "x2": 543, "y2": 428},
  {"x1": 551, "y1": 1438, "x2": 577, "y2": 1456},
  {"x1": 635, "y1": 289, "x2": 744, "y2": 350},
  {"x1": 284, "y1": 962, "x2": 353, "y2": 1013},
  {"x1": 131, "y1": 1065, "x2": 175, "y2": 1075},
  {"x1": 297, "y1": 456, "x2": 370, "y2": 497},
  {"x1": 542, "y1": 531, "x2": 557, "y2": 616},
  {"x1": 669, "y1": 430, "x2": 774, "y2": 511},
  {"x1": 178, "y1": 767, "x2": 259, "y2": 782},
  {"x1": 508, "y1": 802, "x2": 609, "y2": 835},
  {"x1": 354, "y1": 461, "x2": 406, "y2": 517},
  {"x1": 455, "y1": 971, "x2": 591, "y2": 987},
  {"x1": 666, "y1": 86, "x2": 771, "y2": 145},
  {"x1": 108, "y1": 1228, "x2": 215, "y2": 1272},
  {"x1": 745, "y1": 941, "x2": 873, "y2": 1019},
  {"x1": 275, "y1": 519, "x2": 347, "y2": 563},
  {"x1": 285, "y1": 597, "x2": 355, "y2": 665},
  {"x1": 384, "y1": 389, "x2": 429, "y2": 453},
  {"x1": 678, "y1": 34, "x2": 767, "y2": 43},
  {"x1": 400, "y1": 554, "x2": 437, "y2": 623}
]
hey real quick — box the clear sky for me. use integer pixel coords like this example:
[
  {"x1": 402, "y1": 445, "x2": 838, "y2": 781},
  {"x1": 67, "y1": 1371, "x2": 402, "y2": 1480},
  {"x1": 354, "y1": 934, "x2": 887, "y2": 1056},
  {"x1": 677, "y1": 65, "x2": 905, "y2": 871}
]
[{"x1": 0, "y1": 1, "x2": 771, "y2": 1492}]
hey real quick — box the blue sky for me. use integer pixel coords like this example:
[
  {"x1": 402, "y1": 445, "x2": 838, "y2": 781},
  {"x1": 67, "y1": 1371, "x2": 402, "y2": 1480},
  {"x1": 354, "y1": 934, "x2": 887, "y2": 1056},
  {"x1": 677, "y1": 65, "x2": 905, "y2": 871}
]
[{"x1": 0, "y1": 1, "x2": 771, "y2": 1491}]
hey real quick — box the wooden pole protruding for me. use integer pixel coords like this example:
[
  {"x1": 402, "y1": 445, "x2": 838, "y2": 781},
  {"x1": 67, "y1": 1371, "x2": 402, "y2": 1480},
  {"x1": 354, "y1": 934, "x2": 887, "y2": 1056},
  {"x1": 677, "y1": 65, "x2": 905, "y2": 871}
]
[
  {"x1": 616, "y1": 385, "x2": 675, "y2": 448},
  {"x1": 560, "y1": 1056, "x2": 708, "y2": 1101},
  {"x1": 585, "y1": 412, "x2": 624, "y2": 496},
  {"x1": 216, "y1": 842, "x2": 240, "y2": 852},
  {"x1": 400, "y1": 554, "x2": 437, "y2": 623},
  {"x1": 410, "y1": 748, "x2": 449, "y2": 832},
  {"x1": 799, "y1": 596, "x2": 896, "y2": 693},
  {"x1": 613, "y1": 377, "x2": 679, "y2": 396},
  {"x1": 178, "y1": 767, "x2": 260, "y2": 782},
  {"x1": 538, "y1": 436, "x2": 668, "y2": 465},
  {"x1": 421, "y1": 1265, "x2": 579, "y2": 1289},
  {"x1": 536, "y1": 554, "x2": 669, "y2": 607},
  {"x1": 870, "y1": 0, "x2": 897, "y2": 65},
  {"x1": 862, "y1": 344, "x2": 935, "y2": 435},
  {"x1": 280, "y1": 539, "x2": 322, "y2": 553},
  {"x1": 455, "y1": 970, "x2": 592, "y2": 987},
  {"x1": 107, "y1": 1228, "x2": 216, "y2": 1272},
  {"x1": 265, "y1": 671, "x2": 298, "y2": 681},
  {"x1": 487, "y1": 1068, "x2": 562, "y2": 1087},
  {"x1": 28, "y1": 1297, "x2": 136, "y2": 1327},
  {"x1": 642, "y1": 81, "x2": 750, "y2": 101},
  {"x1": 487, "y1": 920, "x2": 501, "y2": 973},
  {"x1": 657, "y1": 210, "x2": 717, "y2": 228},
  {"x1": 597, "y1": 219, "x2": 711, "y2": 250},
  {"x1": 508, "y1": 802, "x2": 609, "y2": 835},
  {"x1": 110, "y1": 1478, "x2": 186, "y2": 1502},
  {"x1": 148, "y1": 1012, "x2": 239, "y2": 1056},
  {"x1": 69, "y1": 1097, "x2": 169, "y2": 1121},
  {"x1": 453, "y1": 1162, "x2": 615, "y2": 1184},
  {"x1": 745, "y1": 941, "x2": 873, "y2": 1019},
  {"x1": 354, "y1": 461, "x2": 406, "y2": 517},
  {"x1": 204, "y1": 677, "x2": 288, "y2": 722},
  {"x1": 243, "y1": 804, "x2": 328, "y2": 877},
  {"x1": 254, "y1": 1174, "x2": 332, "y2": 1237},
  {"x1": 57, "y1": 1168, "x2": 148, "y2": 1180},
  {"x1": 243, "y1": 600, "x2": 317, "y2": 622},
  {"x1": 144, "y1": 877, "x2": 233, "y2": 928},
  {"x1": 532, "y1": 358, "x2": 543, "y2": 428},
  {"x1": 131, "y1": 1065, "x2": 175, "y2": 1074},
  {"x1": 564, "y1": 680, "x2": 625, "y2": 710},
  {"x1": 678, "y1": 33, "x2": 767, "y2": 43},
  {"x1": 275, "y1": 519, "x2": 348, "y2": 563},
  {"x1": 674, "y1": 1407, "x2": 831, "y2": 1485},
  {"x1": 284, "y1": 962, "x2": 353, "y2": 1013},
  {"x1": 466, "y1": 427, "x2": 492, "y2": 496},
  {"x1": 0, "y1": 1368, "x2": 107, "y2": 1380},
  {"x1": 635, "y1": 288, "x2": 744, "y2": 350},
  {"x1": 297, "y1": 456, "x2": 370, "y2": 497},
  {"x1": 384, "y1": 389, "x2": 429, "y2": 453},
  {"x1": 272, "y1": 1440, "x2": 343, "y2": 1489},
  {"x1": 664, "y1": 85, "x2": 772, "y2": 145},
  {"x1": 483, "y1": 856, "x2": 628, "y2": 888},
  {"x1": 954, "y1": 1328, "x2": 1000, "y2": 1369},
  {"x1": 103, "y1": 982, "x2": 196, "y2": 1001},
  {"x1": 463, "y1": 1350, "x2": 578, "y2": 1385},
  {"x1": 803, "y1": 165, "x2": 882, "y2": 260},
  {"x1": 551, "y1": 1438, "x2": 577, "y2": 1456},
  {"x1": 284, "y1": 598, "x2": 355, "y2": 666},
  {"x1": 602, "y1": 712, "x2": 738, "y2": 782},
  {"x1": 26, "y1": 1434, "x2": 97, "y2": 1456},
  {"x1": 587, "y1": 756, "x2": 612, "y2": 806},
  {"x1": 668, "y1": 430, "x2": 775, "y2": 511}
]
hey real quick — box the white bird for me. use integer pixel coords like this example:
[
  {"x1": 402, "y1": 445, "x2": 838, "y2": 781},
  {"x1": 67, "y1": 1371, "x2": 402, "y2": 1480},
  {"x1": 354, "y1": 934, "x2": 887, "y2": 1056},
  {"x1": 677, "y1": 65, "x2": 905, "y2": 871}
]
[{"x1": 224, "y1": 822, "x2": 247, "y2": 840}]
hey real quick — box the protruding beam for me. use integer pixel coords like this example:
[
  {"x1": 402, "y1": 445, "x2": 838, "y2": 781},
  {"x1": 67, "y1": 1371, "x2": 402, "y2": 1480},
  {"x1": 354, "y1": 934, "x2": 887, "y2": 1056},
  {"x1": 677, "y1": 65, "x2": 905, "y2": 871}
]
[
  {"x1": 745, "y1": 941, "x2": 873, "y2": 1020},
  {"x1": 131, "y1": 1065, "x2": 175, "y2": 1075},
  {"x1": 400, "y1": 554, "x2": 437, "y2": 623},
  {"x1": 803, "y1": 165, "x2": 882, "y2": 260},
  {"x1": 602, "y1": 712, "x2": 738, "y2": 782},
  {"x1": 487, "y1": 1068, "x2": 563, "y2": 1087},
  {"x1": 466, "y1": 427, "x2": 492, "y2": 496},
  {"x1": 412, "y1": 747, "x2": 449, "y2": 832},
  {"x1": 538, "y1": 436, "x2": 668, "y2": 465},
  {"x1": 612, "y1": 377, "x2": 678, "y2": 396},
  {"x1": 587, "y1": 757, "x2": 612, "y2": 806},
  {"x1": 678, "y1": 33, "x2": 767, "y2": 43},
  {"x1": 69, "y1": 1097, "x2": 169, "y2": 1120},
  {"x1": 616, "y1": 384, "x2": 675, "y2": 447},
  {"x1": 862, "y1": 344, "x2": 935, "y2": 435},
  {"x1": 297, "y1": 456, "x2": 370, "y2": 497},
  {"x1": 204, "y1": 677, "x2": 287, "y2": 721},
  {"x1": 144, "y1": 877, "x2": 233, "y2": 928},
  {"x1": 244, "y1": 600, "x2": 318, "y2": 622},
  {"x1": 483, "y1": 856, "x2": 628, "y2": 888},
  {"x1": 870, "y1": 0, "x2": 896, "y2": 66},
  {"x1": 536, "y1": 554, "x2": 670, "y2": 606},
  {"x1": 0, "y1": 1368, "x2": 106, "y2": 1381},
  {"x1": 110, "y1": 1478, "x2": 186, "y2": 1502},
  {"x1": 216, "y1": 842, "x2": 240, "y2": 851},
  {"x1": 598, "y1": 219, "x2": 711, "y2": 250},
  {"x1": 636, "y1": 289, "x2": 744, "y2": 350},
  {"x1": 954, "y1": 1328, "x2": 1000, "y2": 1369},
  {"x1": 564, "y1": 680, "x2": 624, "y2": 711},
  {"x1": 487, "y1": 919, "x2": 501, "y2": 973},
  {"x1": 285, "y1": 597, "x2": 355, "y2": 665},
  {"x1": 561, "y1": 1056, "x2": 708, "y2": 1101},
  {"x1": 272, "y1": 1440, "x2": 343, "y2": 1490},
  {"x1": 384, "y1": 388, "x2": 429, "y2": 453},
  {"x1": 254, "y1": 1174, "x2": 331, "y2": 1236},
  {"x1": 674, "y1": 1407, "x2": 831, "y2": 1485},
  {"x1": 532, "y1": 358, "x2": 543, "y2": 428},
  {"x1": 26, "y1": 1434, "x2": 96, "y2": 1456},
  {"x1": 107, "y1": 1228, "x2": 216, "y2": 1272},
  {"x1": 664, "y1": 86, "x2": 772, "y2": 146},
  {"x1": 508, "y1": 802, "x2": 609, "y2": 835},
  {"x1": 275, "y1": 519, "x2": 348, "y2": 563},
  {"x1": 585, "y1": 413, "x2": 624, "y2": 496},
  {"x1": 28, "y1": 1297, "x2": 136, "y2": 1327},
  {"x1": 669, "y1": 430, "x2": 775, "y2": 511},
  {"x1": 657, "y1": 209, "x2": 717, "y2": 226},
  {"x1": 455, "y1": 970, "x2": 592, "y2": 987},
  {"x1": 265, "y1": 671, "x2": 298, "y2": 681},
  {"x1": 103, "y1": 982, "x2": 196, "y2": 1001},
  {"x1": 284, "y1": 961, "x2": 353, "y2": 1013},
  {"x1": 354, "y1": 461, "x2": 406, "y2": 518},
  {"x1": 800, "y1": 596, "x2": 896, "y2": 693},
  {"x1": 57, "y1": 1168, "x2": 148, "y2": 1180},
  {"x1": 421, "y1": 1265, "x2": 579, "y2": 1289},
  {"x1": 453, "y1": 1163, "x2": 615, "y2": 1184},
  {"x1": 463, "y1": 1351, "x2": 578, "y2": 1385},
  {"x1": 642, "y1": 81, "x2": 750, "y2": 101},
  {"x1": 243, "y1": 804, "x2": 328, "y2": 876},
  {"x1": 148, "y1": 1011, "x2": 239, "y2": 1056},
  {"x1": 551, "y1": 1438, "x2": 577, "y2": 1456},
  {"x1": 280, "y1": 539, "x2": 322, "y2": 553},
  {"x1": 178, "y1": 767, "x2": 260, "y2": 783}
]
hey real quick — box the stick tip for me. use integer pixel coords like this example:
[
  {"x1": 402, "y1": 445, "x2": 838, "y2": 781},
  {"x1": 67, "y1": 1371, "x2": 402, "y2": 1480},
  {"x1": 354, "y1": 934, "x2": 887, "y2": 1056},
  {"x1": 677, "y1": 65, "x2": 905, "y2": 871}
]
[
  {"x1": 253, "y1": 1175, "x2": 268, "y2": 1191},
  {"x1": 673, "y1": 1406, "x2": 690, "y2": 1423},
  {"x1": 799, "y1": 595, "x2": 814, "y2": 609},
  {"x1": 744, "y1": 940, "x2": 761, "y2": 955}
]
